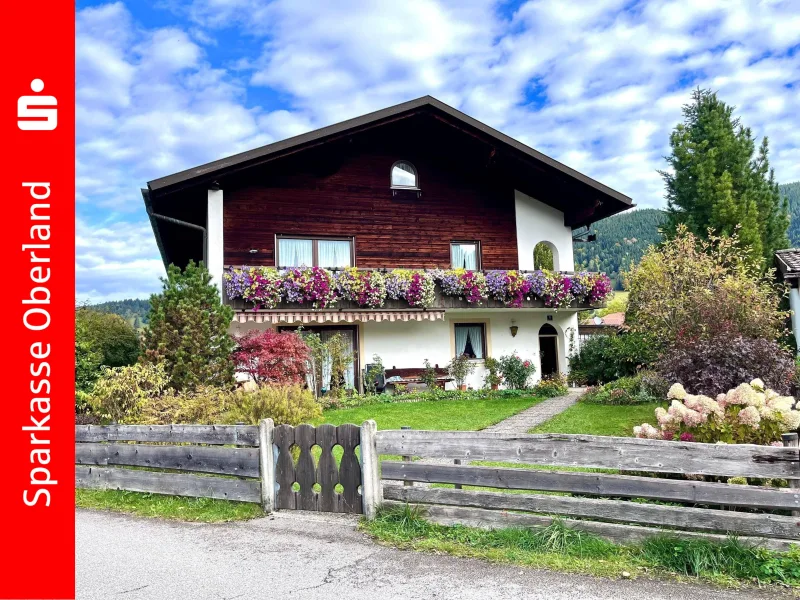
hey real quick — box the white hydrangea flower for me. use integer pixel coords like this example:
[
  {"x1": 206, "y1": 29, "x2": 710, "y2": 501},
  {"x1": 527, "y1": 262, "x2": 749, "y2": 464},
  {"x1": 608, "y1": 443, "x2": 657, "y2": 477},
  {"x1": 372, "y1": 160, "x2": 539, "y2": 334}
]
[
  {"x1": 781, "y1": 410, "x2": 800, "y2": 432},
  {"x1": 667, "y1": 383, "x2": 687, "y2": 400},
  {"x1": 749, "y1": 378, "x2": 765, "y2": 391}
]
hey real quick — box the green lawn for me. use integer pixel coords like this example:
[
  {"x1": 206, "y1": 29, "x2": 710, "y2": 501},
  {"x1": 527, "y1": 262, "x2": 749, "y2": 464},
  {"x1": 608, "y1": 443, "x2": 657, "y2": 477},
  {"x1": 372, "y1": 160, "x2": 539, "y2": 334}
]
[
  {"x1": 529, "y1": 402, "x2": 664, "y2": 437},
  {"x1": 76, "y1": 489, "x2": 263, "y2": 522},
  {"x1": 316, "y1": 396, "x2": 543, "y2": 431}
]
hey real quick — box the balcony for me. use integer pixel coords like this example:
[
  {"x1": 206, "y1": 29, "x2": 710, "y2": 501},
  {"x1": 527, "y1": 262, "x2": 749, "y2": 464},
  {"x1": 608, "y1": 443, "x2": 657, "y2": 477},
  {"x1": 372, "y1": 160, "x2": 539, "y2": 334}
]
[{"x1": 222, "y1": 266, "x2": 610, "y2": 315}]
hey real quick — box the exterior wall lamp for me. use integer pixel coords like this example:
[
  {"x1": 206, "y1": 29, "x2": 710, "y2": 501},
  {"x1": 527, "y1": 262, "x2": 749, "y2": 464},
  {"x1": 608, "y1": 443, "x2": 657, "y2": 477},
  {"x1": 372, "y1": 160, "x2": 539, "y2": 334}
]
[{"x1": 510, "y1": 320, "x2": 518, "y2": 337}]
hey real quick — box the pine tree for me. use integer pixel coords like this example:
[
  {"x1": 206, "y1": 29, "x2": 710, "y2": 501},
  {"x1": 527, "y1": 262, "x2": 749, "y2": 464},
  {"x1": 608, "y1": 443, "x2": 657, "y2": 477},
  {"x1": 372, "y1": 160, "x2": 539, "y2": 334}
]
[
  {"x1": 661, "y1": 89, "x2": 788, "y2": 264},
  {"x1": 142, "y1": 261, "x2": 235, "y2": 391}
]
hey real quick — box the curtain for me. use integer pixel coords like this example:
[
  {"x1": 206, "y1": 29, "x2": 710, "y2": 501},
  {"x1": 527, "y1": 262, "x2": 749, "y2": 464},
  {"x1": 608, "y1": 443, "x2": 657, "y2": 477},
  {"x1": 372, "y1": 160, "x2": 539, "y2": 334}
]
[
  {"x1": 454, "y1": 325, "x2": 469, "y2": 356},
  {"x1": 278, "y1": 238, "x2": 313, "y2": 267},
  {"x1": 466, "y1": 325, "x2": 484, "y2": 359},
  {"x1": 392, "y1": 162, "x2": 416, "y2": 186},
  {"x1": 451, "y1": 243, "x2": 477, "y2": 269},
  {"x1": 318, "y1": 240, "x2": 352, "y2": 268}
]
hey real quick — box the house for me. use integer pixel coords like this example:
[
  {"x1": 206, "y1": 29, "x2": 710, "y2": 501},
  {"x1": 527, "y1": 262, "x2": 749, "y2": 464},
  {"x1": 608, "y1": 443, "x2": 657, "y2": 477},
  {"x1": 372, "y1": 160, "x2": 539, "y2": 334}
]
[
  {"x1": 775, "y1": 249, "x2": 800, "y2": 352},
  {"x1": 143, "y1": 96, "x2": 633, "y2": 391},
  {"x1": 578, "y1": 312, "x2": 625, "y2": 344}
]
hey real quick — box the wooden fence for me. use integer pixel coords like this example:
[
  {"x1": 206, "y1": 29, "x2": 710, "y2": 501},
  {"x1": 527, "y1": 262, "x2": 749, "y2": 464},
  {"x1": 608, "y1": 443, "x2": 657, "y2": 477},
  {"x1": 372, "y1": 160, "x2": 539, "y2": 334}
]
[
  {"x1": 75, "y1": 422, "x2": 274, "y2": 510},
  {"x1": 376, "y1": 430, "x2": 800, "y2": 551}
]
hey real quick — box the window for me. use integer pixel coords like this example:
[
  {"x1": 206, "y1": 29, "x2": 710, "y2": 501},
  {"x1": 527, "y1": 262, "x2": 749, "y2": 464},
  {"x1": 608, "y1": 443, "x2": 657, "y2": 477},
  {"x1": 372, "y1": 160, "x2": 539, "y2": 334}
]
[
  {"x1": 276, "y1": 236, "x2": 353, "y2": 268},
  {"x1": 454, "y1": 323, "x2": 486, "y2": 359},
  {"x1": 450, "y1": 241, "x2": 481, "y2": 270},
  {"x1": 533, "y1": 241, "x2": 559, "y2": 271},
  {"x1": 391, "y1": 161, "x2": 418, "y2": 188}
]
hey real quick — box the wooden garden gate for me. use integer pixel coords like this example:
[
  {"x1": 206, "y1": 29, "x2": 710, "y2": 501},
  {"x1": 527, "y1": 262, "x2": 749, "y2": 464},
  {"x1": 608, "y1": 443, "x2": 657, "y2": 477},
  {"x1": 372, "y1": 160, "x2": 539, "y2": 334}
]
[{"x1": 272, "y1": 423, "x2": 369, "y2": 514}]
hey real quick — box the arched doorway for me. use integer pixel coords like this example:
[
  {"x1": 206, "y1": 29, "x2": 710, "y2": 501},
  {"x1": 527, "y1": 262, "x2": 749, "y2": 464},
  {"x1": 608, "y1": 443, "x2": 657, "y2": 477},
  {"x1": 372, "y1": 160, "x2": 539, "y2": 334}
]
[
  {"x1": 538, "y1": 323, "x2": 559, "y2": 376},
  {"x1": 534, "y1": 241, "x2": 559, "y2": 271}
]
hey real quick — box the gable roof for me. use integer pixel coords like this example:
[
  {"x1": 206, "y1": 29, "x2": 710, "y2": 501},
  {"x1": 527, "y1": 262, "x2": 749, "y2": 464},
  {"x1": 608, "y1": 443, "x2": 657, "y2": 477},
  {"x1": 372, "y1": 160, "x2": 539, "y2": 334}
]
[{"x1": 147, "y1": 95, "x2": 633, "y2": 208}]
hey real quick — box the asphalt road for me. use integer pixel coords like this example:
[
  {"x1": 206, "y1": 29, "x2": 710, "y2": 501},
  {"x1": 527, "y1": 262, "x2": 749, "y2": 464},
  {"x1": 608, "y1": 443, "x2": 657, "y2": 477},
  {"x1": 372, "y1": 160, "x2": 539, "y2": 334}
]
[{"x1": 76, "y1": 509, "x2": 791, "y2": 600}]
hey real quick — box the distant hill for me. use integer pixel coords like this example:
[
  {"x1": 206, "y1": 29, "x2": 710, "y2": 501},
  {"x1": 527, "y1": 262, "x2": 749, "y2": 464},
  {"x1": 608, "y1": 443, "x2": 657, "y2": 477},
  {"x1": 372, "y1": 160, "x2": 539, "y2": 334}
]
[
  {"x1": 574, "y1": 208, "x2": 667, "y2": 289},
  {"x1": 782, "y1": 182, "x2": 800, "y2": 247},
  {"x1": 89, "y1": 298, "x2": 150, "y2": 329}
]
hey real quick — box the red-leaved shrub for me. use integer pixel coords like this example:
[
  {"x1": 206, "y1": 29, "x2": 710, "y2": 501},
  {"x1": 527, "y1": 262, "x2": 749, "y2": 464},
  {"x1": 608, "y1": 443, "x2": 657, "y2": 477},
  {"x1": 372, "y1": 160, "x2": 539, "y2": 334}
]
[
  {"x1": 656, "y1": 336, "x2": 795, "y2": 396},
  {"x1": 232, "y1": 330, "x2": 310, "y2": 385}
]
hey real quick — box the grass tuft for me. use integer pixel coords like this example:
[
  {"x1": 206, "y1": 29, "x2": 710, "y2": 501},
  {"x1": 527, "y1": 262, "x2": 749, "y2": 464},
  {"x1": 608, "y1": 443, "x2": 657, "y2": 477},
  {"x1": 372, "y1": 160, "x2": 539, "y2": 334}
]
[{"x1": 76, "y1": 489, "x2": 264, "y2": 522}]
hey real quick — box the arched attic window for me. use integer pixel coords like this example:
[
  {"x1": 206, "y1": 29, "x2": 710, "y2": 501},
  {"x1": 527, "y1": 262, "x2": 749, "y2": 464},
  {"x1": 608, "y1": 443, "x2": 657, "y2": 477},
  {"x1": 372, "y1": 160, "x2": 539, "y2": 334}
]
[
  {"x1": 391, "y1": 161, "x2": 419, "y2": 189},
  {"x1": 534, "y1": 241, "x2": 559, "y2": 271}
]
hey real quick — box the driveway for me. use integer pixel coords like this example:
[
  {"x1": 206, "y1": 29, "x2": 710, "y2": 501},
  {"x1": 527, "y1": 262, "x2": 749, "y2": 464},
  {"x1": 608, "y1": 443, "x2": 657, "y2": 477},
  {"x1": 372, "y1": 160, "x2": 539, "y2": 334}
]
[{"x1": 76, "y1": 509, "x2": 790, "y2": 599}]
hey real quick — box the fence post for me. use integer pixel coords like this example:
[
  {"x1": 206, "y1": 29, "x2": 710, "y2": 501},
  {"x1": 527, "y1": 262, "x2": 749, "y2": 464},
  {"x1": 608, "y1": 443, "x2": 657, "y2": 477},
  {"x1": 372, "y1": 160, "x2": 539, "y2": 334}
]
[
  {"x1": 360, "y1": 419, "x2": 380, "y2": 520},
  {"x1": 401, "y1": 425, "x2": 413, "y2": 487},
  {"x1": 259, "y1": 419, "x2": 276, "y2": 514},
  {"x1": 782, "y1": 432, "x2": 799, "y2": 517}
]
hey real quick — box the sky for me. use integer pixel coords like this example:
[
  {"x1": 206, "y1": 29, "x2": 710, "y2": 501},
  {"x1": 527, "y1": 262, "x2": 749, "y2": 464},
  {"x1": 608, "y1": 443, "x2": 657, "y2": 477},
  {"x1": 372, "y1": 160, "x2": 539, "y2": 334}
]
[{"x1": 75, "y1": 0, "x2": 800, "y2": 303}]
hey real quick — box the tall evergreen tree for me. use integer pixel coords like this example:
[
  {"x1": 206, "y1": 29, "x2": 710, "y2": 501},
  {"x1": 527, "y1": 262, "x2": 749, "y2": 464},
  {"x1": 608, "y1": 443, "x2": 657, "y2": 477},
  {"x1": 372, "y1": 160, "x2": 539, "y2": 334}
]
[
  {"x1": 142, "y1": 261, "x2": 235, "y2": 391},
  {"x1": 661, "y1": 88, "x2": 788, "y2": 264}
]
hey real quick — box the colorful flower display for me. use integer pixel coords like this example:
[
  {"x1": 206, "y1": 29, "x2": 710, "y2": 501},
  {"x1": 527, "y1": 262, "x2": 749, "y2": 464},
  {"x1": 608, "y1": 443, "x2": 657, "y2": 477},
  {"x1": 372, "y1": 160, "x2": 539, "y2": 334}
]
[
  {"x1": 634, "y1": 379, "x2": 800, "y2": 445},
  {"x1": 223, "y1": 266, "x2": 613, "y2": 310}
]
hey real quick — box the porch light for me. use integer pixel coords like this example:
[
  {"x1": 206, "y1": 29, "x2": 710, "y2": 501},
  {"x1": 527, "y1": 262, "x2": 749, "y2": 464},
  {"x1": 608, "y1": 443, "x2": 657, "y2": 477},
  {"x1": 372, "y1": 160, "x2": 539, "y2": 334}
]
[
  {"x1": 249, "y1": 249, "x2": 258, "y2": 254},
  {"x1": 510, "y1": 320, "x2": 518, "y2": 337}
]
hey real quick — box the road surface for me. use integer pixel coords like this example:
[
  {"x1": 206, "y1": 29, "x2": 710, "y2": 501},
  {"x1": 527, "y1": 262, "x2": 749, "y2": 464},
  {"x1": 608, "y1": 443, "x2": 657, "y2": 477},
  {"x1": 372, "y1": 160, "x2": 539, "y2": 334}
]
[{"x1": 76, "y1": 509, "x2": 790, "y2": 599}]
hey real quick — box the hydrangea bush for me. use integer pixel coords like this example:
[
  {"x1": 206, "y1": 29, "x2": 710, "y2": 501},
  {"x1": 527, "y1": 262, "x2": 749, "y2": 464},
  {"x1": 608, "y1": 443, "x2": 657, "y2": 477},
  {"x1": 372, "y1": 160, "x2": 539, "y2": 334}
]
[
  {"x1": 224, "y1": 266, "x2": 612, "y2": 310},
  {"x1": 634, "y1": 379, "x2": 800, "y2": 445}
]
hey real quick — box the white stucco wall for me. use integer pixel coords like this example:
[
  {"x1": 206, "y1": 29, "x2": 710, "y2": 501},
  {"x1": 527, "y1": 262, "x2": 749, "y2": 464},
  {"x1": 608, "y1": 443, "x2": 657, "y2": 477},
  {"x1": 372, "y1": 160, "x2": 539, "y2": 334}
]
[{"x1": 514, "y1": 189, "x2": 574, "y2": 272}]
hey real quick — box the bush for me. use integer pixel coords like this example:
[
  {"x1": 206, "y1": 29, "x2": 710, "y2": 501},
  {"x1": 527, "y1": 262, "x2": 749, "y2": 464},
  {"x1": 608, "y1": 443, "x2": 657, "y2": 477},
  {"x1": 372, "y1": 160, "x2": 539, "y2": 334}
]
[
  {"x1": 141, "y1": 386, "x2": 236, "y2": 425},
  {"x1": 656, "y1": 337, "x2": 795, "y2": 397},
  {"x1": 421, "y1": 359, "x2": 438, "y2": 389},
  {"x1": 231, "y1": 330, "x2": 310, "y2": 385},
  {"x1": 569, "y1": 333, "x2": 658, "y2": 386},
  {"x1": 634, "y1": 380, "x2": 800, "y2": 444},
  {"x1": 532, "y1": 373, "x2": 568, "y2": 398},
  {"x1": 76, "y1": 307, "x2": 141, "y2": 368},
  {"x1": 498, "y1": 353, "x2": 536, "y2": 389},
  {"x1": 483, "y1": 357, "x2": 502, "y2": 389},
  {"x1": 225, "y1": 384, "x2": 322, "y2": 426},
  {"x1": 580, "y1": 371, "x2": 668, "y2": 405},
  {"x1": 86, "y1": 363, "x2": 168, "y2": 423},
  {"x1": 448, "y1": 354, "x2": 476, "y2": 388}
]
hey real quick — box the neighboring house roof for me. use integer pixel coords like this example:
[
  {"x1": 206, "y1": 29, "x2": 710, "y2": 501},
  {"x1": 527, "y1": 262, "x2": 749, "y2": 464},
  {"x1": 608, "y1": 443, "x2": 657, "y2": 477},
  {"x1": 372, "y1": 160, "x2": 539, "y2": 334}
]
[
  {"x1": 775, "y1": 249, "x2": 800, "y2": 279},
  {"x1": 581, "y1": 312, "x2": 625, "y2": 327},
  {"x1": 147, "y1": 95, "x2": 633, "y2": 209}
]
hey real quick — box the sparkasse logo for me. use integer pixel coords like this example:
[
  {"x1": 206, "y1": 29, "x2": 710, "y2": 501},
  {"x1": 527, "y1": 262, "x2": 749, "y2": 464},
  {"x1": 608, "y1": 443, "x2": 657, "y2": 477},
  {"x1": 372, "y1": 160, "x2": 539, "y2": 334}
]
[{"x1": 18, "y1": 78, "x2": 57, "y2": 130}]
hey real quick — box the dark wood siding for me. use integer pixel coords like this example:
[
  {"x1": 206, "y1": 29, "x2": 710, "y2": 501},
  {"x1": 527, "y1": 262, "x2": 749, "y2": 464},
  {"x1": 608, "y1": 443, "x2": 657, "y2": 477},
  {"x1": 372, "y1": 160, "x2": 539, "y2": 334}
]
[{"x1": 223, "y1": 119, "x2": 519, "y2": 269}]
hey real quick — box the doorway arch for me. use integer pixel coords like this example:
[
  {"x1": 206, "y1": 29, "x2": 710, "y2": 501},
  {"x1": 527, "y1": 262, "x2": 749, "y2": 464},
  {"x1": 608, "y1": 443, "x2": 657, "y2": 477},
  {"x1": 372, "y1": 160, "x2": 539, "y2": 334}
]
[
  {"x1": 538, "y1": 323, "x2": 559, "y2": 377},
  {"x1": 534, "y1": 241, "x2": 559, "y2": 271}
]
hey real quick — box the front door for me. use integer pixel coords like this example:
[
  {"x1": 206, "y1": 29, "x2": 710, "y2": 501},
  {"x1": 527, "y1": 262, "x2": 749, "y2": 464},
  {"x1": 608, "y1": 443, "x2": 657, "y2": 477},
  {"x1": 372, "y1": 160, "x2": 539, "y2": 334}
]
[{"x1": 539, "y1": 335, "x2": 559, "y2": 376}]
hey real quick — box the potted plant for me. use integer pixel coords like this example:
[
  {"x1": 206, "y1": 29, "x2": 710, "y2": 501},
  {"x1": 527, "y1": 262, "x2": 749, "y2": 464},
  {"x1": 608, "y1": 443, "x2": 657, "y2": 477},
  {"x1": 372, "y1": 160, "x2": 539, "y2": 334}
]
[
  {"x1": 483, "y1": 357, "x2": 502, "y2": 390},
  {"x1": 448, "y1": 353, "x2": 476, "y2": 391}
]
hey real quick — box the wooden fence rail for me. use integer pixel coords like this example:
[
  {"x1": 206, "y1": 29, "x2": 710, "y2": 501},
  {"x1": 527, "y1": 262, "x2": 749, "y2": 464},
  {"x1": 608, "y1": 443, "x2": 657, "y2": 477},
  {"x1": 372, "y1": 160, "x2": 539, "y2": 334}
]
[
  {"x1": 75, "y1": 421, "x2": 274, "y2": 510},
  {"x1": 376, "y1": 429, "x2": 800, "y2": 551}
]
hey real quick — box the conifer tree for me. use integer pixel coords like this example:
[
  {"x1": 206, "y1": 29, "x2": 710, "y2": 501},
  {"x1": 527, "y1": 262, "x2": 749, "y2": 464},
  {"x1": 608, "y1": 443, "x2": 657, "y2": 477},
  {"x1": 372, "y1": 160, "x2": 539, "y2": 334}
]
[
  {"x1": 142, "y1": 261, "x2": 235, "y2": 391},
  {"x1": 661, "y1": 88, "x2": 788, "y2": 264}
]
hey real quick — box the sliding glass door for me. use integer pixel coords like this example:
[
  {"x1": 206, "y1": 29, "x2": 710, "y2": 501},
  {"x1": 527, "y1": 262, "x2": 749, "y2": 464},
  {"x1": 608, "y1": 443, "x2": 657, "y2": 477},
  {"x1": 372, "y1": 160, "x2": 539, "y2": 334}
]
[{"x1": 279, "y1": 325, "x2": 358, "y2": 394}]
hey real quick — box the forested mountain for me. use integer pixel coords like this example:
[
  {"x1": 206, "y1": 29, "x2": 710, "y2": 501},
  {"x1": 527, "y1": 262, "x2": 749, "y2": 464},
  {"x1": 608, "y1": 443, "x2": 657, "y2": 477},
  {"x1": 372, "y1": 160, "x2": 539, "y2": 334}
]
[
  {"x1": 574, "y1": 208, "x2": 667, "y2": 289},
  {"x1": 782, "y1": 182, "x2": 800, "y2": 246},
  {"x1": 90, "y1": 299, "x2": 150, "y2": 329}
]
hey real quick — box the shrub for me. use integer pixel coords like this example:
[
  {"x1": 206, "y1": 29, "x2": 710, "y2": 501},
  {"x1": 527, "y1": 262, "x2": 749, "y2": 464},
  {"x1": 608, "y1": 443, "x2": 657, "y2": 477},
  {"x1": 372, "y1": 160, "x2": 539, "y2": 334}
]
[
  {"x1": 364, "y1": 354, "x2": 385, "y2": 395},
  {"x1": 533, "y1": 373, "x2": 568, "y2": 398},
  {"x1": 634, "y1": 380, "x2": 800, "y2": 444},
  {"x1": 86, "y1": 363, "x2": 168, "y2": 423},
  {"x1": 75, "y1": 307, "x2": 141, "y2": 368},
  {"x1": 75, "y1": 317, "x2": 102, "y2": 399},
  {"x1": 656, "y1": 336, "x2": 795, "y2": 397},
  {"x1": 483, "y1": 357, "x2": 503, "y2": 389},
  {"x1": 225, "y1": 384, "x2": 322, "y2": 426},
  {"x1": 569, "y1": 333, "x2": 658, "y2": 386},
  {"x1": 141, "y1": 386, "x2": 236, "y2": 425},
  {"x1": 580, "y1": 371, "x2": 668, "y2": 405},
  {"x1": 626, "y1": 226, "x2": 788, "y2": 346},
  {"x1": 448, "y1": 354, "x2": 476, "y2": 388},
  {"x1": 497, "y1": 353, "x2": 536, "y2": 389},
  {"x1": 421, "y1": 359, "x2": 438, "y2": 389},
  {"x1": 142, "y1": 261, "x2": 235, "y2": 392},
  {"x1": 231, "y1": 330, "x2": 310, "y2": 385}
]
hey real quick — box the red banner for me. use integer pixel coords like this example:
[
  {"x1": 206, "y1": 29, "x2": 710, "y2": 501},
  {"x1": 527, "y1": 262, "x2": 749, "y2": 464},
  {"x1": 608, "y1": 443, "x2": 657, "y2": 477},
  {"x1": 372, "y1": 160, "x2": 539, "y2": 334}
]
[{"x1": 2, "y1": 1, "x2": 76, "y2": 598}]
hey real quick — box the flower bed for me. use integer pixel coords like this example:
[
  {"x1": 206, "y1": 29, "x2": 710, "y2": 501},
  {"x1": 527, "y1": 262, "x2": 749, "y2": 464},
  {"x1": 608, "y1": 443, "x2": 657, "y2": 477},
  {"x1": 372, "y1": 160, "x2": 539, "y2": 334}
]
[{"x1": 224, "y1": 266, "x2": 612, "y2": 310}]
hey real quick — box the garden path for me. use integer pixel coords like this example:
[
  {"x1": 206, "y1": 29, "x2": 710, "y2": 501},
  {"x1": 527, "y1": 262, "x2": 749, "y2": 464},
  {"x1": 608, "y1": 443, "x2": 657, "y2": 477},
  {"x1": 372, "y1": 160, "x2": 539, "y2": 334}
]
[{"x1": 481, "y1": 389, "x2": 584, "y2": 434}]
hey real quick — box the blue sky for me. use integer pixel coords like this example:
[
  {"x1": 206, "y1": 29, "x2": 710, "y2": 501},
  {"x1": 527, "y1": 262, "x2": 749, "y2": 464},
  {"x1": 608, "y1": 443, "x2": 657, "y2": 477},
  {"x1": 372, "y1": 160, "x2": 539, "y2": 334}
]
[{"x1": 75, "y1": 0, "x2": 800, "y2": 302}]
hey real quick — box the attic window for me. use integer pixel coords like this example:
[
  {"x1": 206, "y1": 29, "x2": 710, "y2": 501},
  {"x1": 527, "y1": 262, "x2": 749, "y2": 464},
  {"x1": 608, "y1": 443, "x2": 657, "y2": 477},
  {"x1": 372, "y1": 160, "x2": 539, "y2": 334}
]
[{"x1": 391, "y1": 161, "x2": 419, "y2": 189}]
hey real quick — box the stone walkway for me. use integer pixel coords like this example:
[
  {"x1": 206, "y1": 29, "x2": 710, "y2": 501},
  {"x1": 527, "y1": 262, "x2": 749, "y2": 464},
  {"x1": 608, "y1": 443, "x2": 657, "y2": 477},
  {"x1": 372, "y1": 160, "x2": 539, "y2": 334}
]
[{"x1": 482, "y1": 388, "x2": 584, "y2": 435}]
